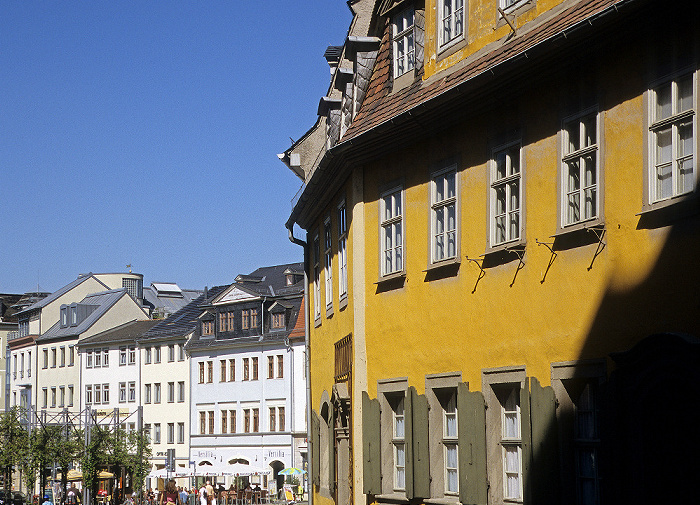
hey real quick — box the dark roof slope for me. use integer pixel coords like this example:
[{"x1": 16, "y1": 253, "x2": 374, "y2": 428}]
[
  {"x1": 140, "y1": 285, "x2": 228, "y2": 341},
  {"x1": 80, "y1": 319, "x2": 160, "y2": 346}
]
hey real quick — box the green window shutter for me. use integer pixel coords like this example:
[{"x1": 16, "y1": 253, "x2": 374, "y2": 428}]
[
  {"x1": 458, "y1": 383, "x2": 487, "y2": 505},
  {"x1": 529, "y1": 377, "x2": 559, "y2": 505},
  {"x1": 521, "y1": 379, "x2": 532, "y2": 505},
  {"x1": 362, "y1": 391, "x2": 381, "y2": 495},
  {"x1": 328, "y1": 404, "x2": 335, "y2": 494},
  {"x1": 404, "y1": 386, "x2": 415, "y2": 499},
  {"x1": 311, "y1": 410, "x2": 320, "y2": 487},
  {"x1": 410, "y1": 388, "x2": 430, "y2": 499}
]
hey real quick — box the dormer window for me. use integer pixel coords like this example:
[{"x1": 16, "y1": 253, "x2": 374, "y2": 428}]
[
  {"x1": 392, "y1": 7, "x2": 415, "y2": 78},
  {"x1": 439, "y1": 0, "x2": 464, "y2": 50}
]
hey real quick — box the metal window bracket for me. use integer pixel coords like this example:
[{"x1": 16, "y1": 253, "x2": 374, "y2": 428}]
[
  {"x1": 535, "y1": 238, "x2": 557, "y2": 284},
  {"x1": 465, "y1": 256, "x2": 486, "y2": 293}
]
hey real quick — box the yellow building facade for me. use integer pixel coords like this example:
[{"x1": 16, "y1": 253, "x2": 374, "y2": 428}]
[{"x1": 283, "y1": 1, "x2": 700, "y2": 505}]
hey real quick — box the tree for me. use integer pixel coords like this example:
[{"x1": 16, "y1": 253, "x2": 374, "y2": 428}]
[{"x1": 0, "y1": 407, "x2": 30, "y2": 494}]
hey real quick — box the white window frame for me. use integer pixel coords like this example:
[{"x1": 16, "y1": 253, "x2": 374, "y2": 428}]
[
  {"x1": 560, "y1": 108, "x2": 601, "y2": 229},
  {"x1": 646, "y1": 70, "x2": 697, "y2": 206},
  {"x1": 438, "y1": 0, "x2": 465, "y2": 51},
  {"x1": 338, "y1": 200, "x2": 348, "y2": 299},
  {"x1": 392, "y1": 7, "x2": 415, "y2": 79},
  {"x1": 380, "y1": 186, "x2": 404, "y2": 277},
  {"x1": 431, "y1": 164, "x2": 458, "y2": 264},
  {"x1": 490, "y1": 141, "x2": 523, "y2": 247},
  {"x1": 324, "y1": 216, "x2": 333, "y2": 312}
]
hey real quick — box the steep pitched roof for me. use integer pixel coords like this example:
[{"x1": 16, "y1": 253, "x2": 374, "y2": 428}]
[
  {"x1": 80, "y1": 319, "x2": 160, "y2": 346},
  {"x1": 140, "y1": 285, "x2": 229, "y2": 341},
  {"x1": 36, "y1": 289, "x2": 132, "y2": 342}
]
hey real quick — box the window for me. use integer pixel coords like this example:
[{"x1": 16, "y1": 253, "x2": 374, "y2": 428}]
[
  {"x1": 178, "y1": 381, "x2": 185, "y2": 403},
  {"x1": 648, "y1": 72, "x2": 696, "y2": 204},
  {"x1": 167, "y1": 423, "x2": 174, "y2": 444},
  {"x1": 208, "y1": 411, "x2": 215, "y2": 434},
  {"x1": 145, "y1": 384, "x2": 152, "y2": 404},
  {"x1": 313, "y1": 234, "x2": 321, "y2": 321},
  {"x1": 230, "y1": 410, "x2": 237, "y2": 433},
  {"x1": 229, "y1": 359, "x2": 235, "y2": 381},
  {"x1": 168, "y1": 344, "x2": 175, "y2": 362},
  {"x1": 154, "y1": 346, "x2": 161, "y2": 363},
  {"x1": 561, "y1": 110, "x2": 600, "y2": 227},
  {"x1": 269, "y1": 407, "x2": 277, "y2": 431},
  {"x1": 207, "y1": 361, "x2": 213, "y2": 383},
  {"x1": 178, "y1": 343, "x2": 185, "y2": 361},
  {"x1": 119, "y1": 382, "x2": 127, "y2": 403},
  {"x1": 221, "y1": 360, "x2": 227, "y2": 382},
  {"x1": 392, "y1": 7, "x2": 415, "y2": 78},
  {"x1": 202, "y1": 320, "x2": 213, "y2": 336},
  {"x1": 439, "y1": 0, "x2": 464, "y2": 50},
  {"x1": 380, "y1": 186, "x2": 404, "y2": 276},
  {"x1": 251, "y1": 308, "x2": 259, "y2": 328},
  {"x1": 128, "y1": 346, "x2": 136, "y2": 365},
  {"x1": 244, "y1": 409, "x2": 251, "y2": 433},
  {"x1": 43, "y1": 349, "x2": 48, "y2": 369},
  {"x1": 253, "y1": 408, "x2": 259, "y2": 432},
  {"x1": 86, "y1": 350, "x2": 93, "y2": 369},
  {"x1": 268, "y1": 356, "x2": 275, "y2": 379},
  {"x1": 272, "y1": 313, "x2": 285, "y2": 329},
  {"x1": 119, "y1": 347, "x2": 127, "y2": 366},
  {"x1": 154, "y1": 423, "x2": 161, "y2": 444},
  {"x1": 277, "y1": 355, "x2": 284, "y2": 378},
  {"x1": 490, "y1": 142, "x2": 522, "y2": 246},
  {"x1": 60, "y1": 347, "x2": 65, "y2": 367},
  {"x1": 103, "y1": 384, "x2": 110, "y2": 403},
  {"x1": 200, "y1": 412, "x2": 206, "y2": 435},
  {"x1": 69, "y1": 346, "x2": 74, "y2": 366},
  {"x1": 431, "y1": 165, "x2": 458, "y2": 263},
  {"x1": 338, "y1": 200, "x2": 348, "y2": 298},
  {"x1": 243, "y1": 358, "x2": 250, "y2": 381},
  {"x1": 168, "y1": 382, "x2": 175, "y2": 403},
  {"x1": 324, "y1": 217, "x2": 333, "y2": 310},
  {"x1": 222, "y1": 411, "x2": 228, "y2": 434},
  {"x1": 500, "y1": 388, "x2": 523, "y2": 501},
  {"x1": 279, "y1": 407, "x2": 285, "y2": 432},
  {"x1": 177, "y1": 422, "x2": 185, "y2": 444},
  {"x1": 83, "y1": 386, "x2": 90, "y2": 406},
  {"x1": 154, "y1": 383, "x2": 161, "y2": 404},
  {"x1": 199, "y1": 362, "x2": 205, "y2": 384},
  {"x1": 145, "y1": 347, "x2": 152, "y2": 364},
  {"x1": 252, "y1": 357, "x2": 258, "y2": 380}
]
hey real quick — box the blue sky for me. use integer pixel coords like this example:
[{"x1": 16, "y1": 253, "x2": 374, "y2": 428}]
[{"x1": 0, "y1": 2, "x2": 352, "y2": 294}]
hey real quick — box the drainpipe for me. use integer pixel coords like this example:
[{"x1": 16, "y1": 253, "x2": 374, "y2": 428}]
[{"x1": 286, "y1": 223, "x2": 311, "y2": 505}]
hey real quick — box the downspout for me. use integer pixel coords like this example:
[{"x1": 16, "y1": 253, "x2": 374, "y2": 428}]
[{"x1": 286, "y1": 223, "x2": 311, "y2": 505}]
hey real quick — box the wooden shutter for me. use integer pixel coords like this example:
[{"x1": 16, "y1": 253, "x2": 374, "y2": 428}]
[
  {"x1": 410, "y1": 388, "x2": 430, "y2": 499},
  {"x1": 362, "y1": 391, "x2": 381, "y2": 495},
  {"x1": 404, "y1": 386, "x2": 415, "y2": 498},
  {"x1": 311, "y1": 410, "x2": 320, "y2": 487},
  {"x1": 328, "y1": 403, "x2": 335, "y2": 494},
  {"x1": 458, "y1": 383, "x2": 487, "y2": 505},
  {"x1": 529, "y1": 377, "x2": 559, "y2": 505},
  {"x1": 521, "y1": 379, "x2": 532, "y2": 505}
]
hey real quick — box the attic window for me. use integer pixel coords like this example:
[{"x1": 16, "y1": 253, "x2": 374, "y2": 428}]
[{"x1": 392, "y1": 7, "x2": 415, "y2": 78}]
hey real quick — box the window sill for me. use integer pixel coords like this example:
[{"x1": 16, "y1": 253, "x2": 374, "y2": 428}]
[
  {"x1": 424, "y1": 257, "x2": 460, "y2": 272},
  {"x1": 552, "y1": 218, "x2": 604, "y2": 237}
]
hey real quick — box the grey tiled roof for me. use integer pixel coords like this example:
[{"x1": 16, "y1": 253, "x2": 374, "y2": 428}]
[
  {"x1": 36, "y1": 289, "x2": 132, "y2": 342},
  {"x1": 80, "y1": 319, "x2": 160, "y2": 346}
]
